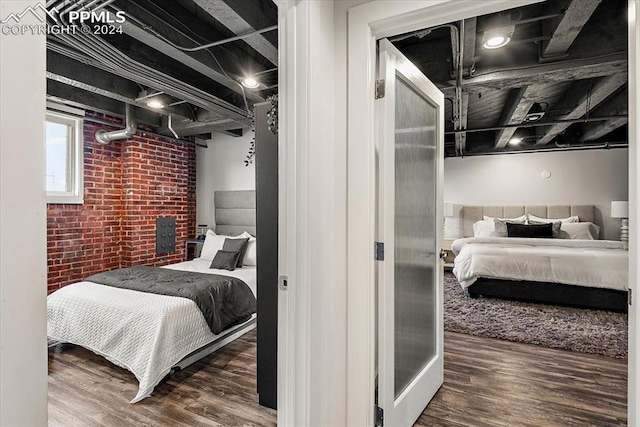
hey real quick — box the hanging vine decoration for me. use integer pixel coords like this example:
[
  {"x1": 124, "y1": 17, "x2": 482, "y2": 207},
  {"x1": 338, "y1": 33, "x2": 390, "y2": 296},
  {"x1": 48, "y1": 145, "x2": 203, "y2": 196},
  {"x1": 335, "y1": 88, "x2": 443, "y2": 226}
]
[
  {"x1": 245, "y1": 95, "x2": 278, "y2": 166},
  {"x1": 266, "y1": 95, "x2": 278, "y2": 135},
  {"x1": 244, "y1": 109, "x2": 256, "y2": 166}
]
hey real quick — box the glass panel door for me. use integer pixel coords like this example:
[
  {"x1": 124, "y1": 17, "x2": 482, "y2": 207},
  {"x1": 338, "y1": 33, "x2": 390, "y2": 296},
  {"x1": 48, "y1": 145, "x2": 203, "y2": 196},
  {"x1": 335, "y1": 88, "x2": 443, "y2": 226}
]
[{"x1": 377, "y1": 38, "x2": 444, "y2": 427}]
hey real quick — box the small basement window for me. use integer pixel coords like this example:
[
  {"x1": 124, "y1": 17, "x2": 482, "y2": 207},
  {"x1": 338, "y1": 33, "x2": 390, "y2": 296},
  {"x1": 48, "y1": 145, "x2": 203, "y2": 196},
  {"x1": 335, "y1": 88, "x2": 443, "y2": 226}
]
[{"x1": 45, "y1": 111, "x2": 83, "y2": 204}]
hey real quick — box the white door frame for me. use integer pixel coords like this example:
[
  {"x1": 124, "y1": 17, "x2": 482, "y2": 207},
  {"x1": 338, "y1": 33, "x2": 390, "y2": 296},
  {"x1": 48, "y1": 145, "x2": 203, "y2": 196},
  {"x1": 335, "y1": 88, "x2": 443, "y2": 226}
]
[
  {"x1": 344, "y1": 0, "x2": 639, "y2": 425},
  {"x1": 627, "y1": 0, "x2": 639, "y2": 423}
]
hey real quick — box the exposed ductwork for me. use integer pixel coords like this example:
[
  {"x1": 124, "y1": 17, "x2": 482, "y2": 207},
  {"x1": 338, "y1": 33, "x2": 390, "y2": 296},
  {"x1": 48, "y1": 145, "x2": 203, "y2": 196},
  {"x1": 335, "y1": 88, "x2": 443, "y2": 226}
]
[{"x1": 95, "y1": 104, "x2": 137, "y2": 145}]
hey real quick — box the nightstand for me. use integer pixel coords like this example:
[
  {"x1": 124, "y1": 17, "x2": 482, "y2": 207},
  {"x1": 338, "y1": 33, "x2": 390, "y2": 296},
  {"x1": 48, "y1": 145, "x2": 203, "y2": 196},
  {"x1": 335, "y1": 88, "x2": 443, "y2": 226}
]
[
  {"x1": 185, "y1": 238, "x2": 204, "y2": 261},
  {"x1": 441, "y1": 238, "x2": 456, "y2": 270}
]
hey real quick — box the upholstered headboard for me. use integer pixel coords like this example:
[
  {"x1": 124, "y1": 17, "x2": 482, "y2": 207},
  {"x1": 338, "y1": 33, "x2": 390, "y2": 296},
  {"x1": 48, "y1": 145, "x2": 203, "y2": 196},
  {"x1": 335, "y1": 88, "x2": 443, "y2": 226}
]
[
  {"x1": 460, "y1": 205, "x2": 596, "y2": 238},
  {"x1": 214, "y1": 190, "x2": 256, "y2": 236}
]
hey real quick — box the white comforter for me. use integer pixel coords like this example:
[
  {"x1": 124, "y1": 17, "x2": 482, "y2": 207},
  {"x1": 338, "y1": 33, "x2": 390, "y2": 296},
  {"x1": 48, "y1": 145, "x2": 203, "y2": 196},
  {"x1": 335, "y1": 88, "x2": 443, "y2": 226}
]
[
  {"x1": 452, "y1": 237, "x2": 628, "y2": 291},
  {"x1": 47, "y1": 259, "x2": 257, "y2": 403}
]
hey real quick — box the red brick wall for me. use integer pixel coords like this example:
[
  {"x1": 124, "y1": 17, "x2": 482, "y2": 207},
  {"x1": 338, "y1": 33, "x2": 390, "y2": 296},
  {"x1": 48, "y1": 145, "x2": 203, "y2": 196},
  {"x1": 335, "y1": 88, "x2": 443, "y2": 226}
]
[{"x1": 47, "y1": 112, "x2": 196, "y2": 293}]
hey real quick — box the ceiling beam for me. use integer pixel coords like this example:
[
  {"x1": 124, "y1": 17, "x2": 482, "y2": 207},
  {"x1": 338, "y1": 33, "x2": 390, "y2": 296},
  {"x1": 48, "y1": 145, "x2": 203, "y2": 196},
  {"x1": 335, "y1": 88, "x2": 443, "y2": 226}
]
[
  {"x1": 192, "y1": 0, "x2": 278, "y2": 65},
  {"x1": 494, "y1": 84, "x2": 547, "y2": 148},
  {"x1": 462, "y1": 17, "x2": 476, "y2": 70},
  {"x1": 158, "y1": 115, "x2": 247, "y2": 137},
  {"x1": 46, "y1": 80, "x2": 162, "y2": 127},
  {"x1": 115, "y1": 2, "x2": 264, "y2": 103},
  {"x1": 47, "y1": 51, "x2": 195, "y2": 119},
  {"x1": 536, "y1": 73, "x2": 627, "y2": 145},
  {"x1": 48, "y1": 39, "x2": 251, "y2": 125},
  {"x1": 441, "y1": 52, "x2": 627, "y2": 94},
  {"x1": 580, "y1": 89, "x2": 628, "y2": 142},
  {"x1": 541, "y1": 0, "x2": 601, "y2": 60}
]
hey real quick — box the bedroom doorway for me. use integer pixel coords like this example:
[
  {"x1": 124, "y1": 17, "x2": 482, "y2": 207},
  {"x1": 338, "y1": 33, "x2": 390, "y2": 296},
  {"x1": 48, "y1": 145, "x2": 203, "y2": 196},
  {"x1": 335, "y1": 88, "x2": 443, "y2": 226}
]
[
  {"x1": 341, "y1": 0, "x2": 638, "y2": 425},
  {"x1": 375, "y1": 38, "x2": 445, "y2": 426}
]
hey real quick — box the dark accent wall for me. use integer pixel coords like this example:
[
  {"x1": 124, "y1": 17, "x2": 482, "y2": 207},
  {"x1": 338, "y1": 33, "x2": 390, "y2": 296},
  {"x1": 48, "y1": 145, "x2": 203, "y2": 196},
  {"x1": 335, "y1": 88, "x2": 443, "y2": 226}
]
[
  {"x1": 47, "y1": 111, "x2": 196, "y2": 293},
  {"x1": 255, "y1": 103, "x2": 278, "y2": 409}
]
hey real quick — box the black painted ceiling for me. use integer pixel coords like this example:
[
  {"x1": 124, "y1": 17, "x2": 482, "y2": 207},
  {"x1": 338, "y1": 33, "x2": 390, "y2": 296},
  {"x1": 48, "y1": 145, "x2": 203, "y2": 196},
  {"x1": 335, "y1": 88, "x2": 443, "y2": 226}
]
[
  {"x1": 46, "y1": 0, "x2": 278, "y2": 139},
  {"x1": 392, "y1": 0, "x2": 628, "y2": 157}
]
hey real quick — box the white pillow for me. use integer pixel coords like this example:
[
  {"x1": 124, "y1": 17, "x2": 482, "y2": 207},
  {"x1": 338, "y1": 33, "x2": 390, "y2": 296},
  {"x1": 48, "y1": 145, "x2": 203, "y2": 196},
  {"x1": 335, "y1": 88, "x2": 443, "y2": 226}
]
[
  {"x1": 559, "y1": 222, "x2": 600, "y2": 240},
  {"x1": 243, "y1": 239, "x2": 257, "y2": 266},
  {"x1": 200, "y1": 230, "x2": 256, "y2": 262},
  {"x1": 483, "y1": 214, "x2": 527, "y2": 222},
  {"x1": 200, "y1": 230, "x2": 227, "y2": 261},
  {"x1": 528, "y1": 214, "x2": 579, "y2": 224},
  {"x1": 235, "y1": 231, "x2": 257, "y2": 266},
  {"x1": 472, "y1": 220, "x2": 495, "y2": 237}
]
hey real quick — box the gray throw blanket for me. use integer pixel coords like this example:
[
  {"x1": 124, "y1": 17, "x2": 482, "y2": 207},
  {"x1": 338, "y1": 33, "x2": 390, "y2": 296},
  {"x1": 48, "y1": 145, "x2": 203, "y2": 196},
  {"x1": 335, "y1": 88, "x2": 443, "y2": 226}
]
[{"x1": 85, "y1": 266, "x2": 256, "y2": 335}]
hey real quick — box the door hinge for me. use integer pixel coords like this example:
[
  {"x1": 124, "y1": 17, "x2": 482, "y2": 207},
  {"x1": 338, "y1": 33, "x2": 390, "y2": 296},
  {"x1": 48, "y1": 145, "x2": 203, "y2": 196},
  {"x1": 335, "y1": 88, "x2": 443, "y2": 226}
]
[
  {"x1": 375, "y1": 79, "x2": 385, "y2": 99},
  {"x1": 629, "y1": 288, "x2": 632, "y2": 305},
  {"x1": 375, "y1": 241, "x2": 385, "y2": 261},
  {"x1": 374, "y1": 405, "x2": 384, "y2": 426}
]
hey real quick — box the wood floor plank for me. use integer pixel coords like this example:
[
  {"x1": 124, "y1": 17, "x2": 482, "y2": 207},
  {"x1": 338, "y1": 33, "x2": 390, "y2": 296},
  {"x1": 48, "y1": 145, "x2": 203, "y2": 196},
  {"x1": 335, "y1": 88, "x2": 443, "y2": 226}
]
[
  {"x1": 48, "y1": 330, "x2": 276, "y2": 427},
  {"x1": 415, "y1": 332, "x2": 627, "y2": 427},
  {"x1": 49, "y1": 329, "x2": 626, "y2": 426}
]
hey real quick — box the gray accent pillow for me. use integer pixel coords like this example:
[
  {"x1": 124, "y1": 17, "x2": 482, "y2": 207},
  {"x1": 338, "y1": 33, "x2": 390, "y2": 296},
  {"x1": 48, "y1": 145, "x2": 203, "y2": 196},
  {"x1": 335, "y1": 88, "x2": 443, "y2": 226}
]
[
  {"x1": 222, "y1": 237, "x2": 249, "y2": 268},
  {"x1": 210, "y1": 250, "x2": 241, "y2": 271}
]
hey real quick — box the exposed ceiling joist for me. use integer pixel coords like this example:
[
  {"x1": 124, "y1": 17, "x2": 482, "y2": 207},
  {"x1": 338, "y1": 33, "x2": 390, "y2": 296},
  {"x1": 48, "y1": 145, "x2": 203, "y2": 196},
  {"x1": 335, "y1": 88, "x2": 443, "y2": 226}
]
[
  {"x1": 462, "y1": 17, "x2": 476, "y2": 70},
  {"x1": 536, "y1": 72, "x2": 627, "y2": 145},
  {"x1": 47, "y1": 52, "x2": 194, "y2": 119},
  {"x1": 115, "y1": 2, "x2": 263, "y2": 103},
  {"x1": 580, "y1": 90, "x2": 628, "y2": 142},
  {"x1": 48, "y1": 38, "x2": 251, "y2": 125},
  {"x1": 192, "y1": 0, "x2": 278, "y2": 65},
  {"x1": 494, "y1": 84, "x2": 547, "y2": 148},
  {"x1": 541, "y1": 0, "x2": 602, "y2": 60},
  {"x1": 47, "y1": 80, "x2": 162, "y2": 127},
  {"x1": 157, "y1": 106, "x2": 245, "y2": 137},
  {"x1": 441, "y1": 52, "x2": 626, "y2": 93},
  {"x1": 159, "y1": 115, "x2": 245, "y2": 137}
]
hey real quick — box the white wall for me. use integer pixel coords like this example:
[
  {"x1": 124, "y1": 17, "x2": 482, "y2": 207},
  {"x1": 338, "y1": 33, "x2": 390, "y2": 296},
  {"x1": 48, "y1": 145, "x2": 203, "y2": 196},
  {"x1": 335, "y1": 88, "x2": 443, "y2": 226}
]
[
  {"x1": 444, "y1": 149, "x2": 629, "y2": 240},
  {"x1": 196, "y1": 131, "x2": 255, "y2": 229},
  {"x1": 0, "y1": 2, "x2": 48, "y2": 425}
]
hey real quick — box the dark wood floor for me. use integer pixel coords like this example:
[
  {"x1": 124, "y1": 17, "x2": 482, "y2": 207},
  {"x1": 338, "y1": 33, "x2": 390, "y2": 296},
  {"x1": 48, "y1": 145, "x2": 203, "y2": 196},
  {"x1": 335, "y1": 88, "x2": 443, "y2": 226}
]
[
  {"x1": 48, "y1": 330, "x2": 276, "y2": 427},
  {"x1": 48, "y1": 330, "x2": 627, "y2": 426},
  {"x1": 417, "y1": 332, "x2": 627, "y2": 427}
]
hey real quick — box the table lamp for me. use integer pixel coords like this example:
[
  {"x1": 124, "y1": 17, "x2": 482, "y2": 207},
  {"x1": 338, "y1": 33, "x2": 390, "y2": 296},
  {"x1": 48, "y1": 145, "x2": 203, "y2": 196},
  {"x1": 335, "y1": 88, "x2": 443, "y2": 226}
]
[{"x1": 610, "y1": 201, "x2": 628, "y2": 245}]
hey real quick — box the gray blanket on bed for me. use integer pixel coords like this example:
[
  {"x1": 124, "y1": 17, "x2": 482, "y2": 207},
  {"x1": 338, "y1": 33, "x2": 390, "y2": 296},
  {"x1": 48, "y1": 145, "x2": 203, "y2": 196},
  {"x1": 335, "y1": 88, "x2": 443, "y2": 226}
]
[{"x1": 85, "y1": 266, "x2": 256, "y2": 334}]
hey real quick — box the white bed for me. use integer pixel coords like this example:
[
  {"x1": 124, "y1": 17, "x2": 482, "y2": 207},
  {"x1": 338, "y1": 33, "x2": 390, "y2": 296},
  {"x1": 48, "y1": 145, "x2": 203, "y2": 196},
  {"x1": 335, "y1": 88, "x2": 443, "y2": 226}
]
[
  {"x1": 47, "y1": 259, "x2": 257, "y2": 403},
  {"x1": 48, "y1": 190, "x2": 259, "y2": 403},
  {"x1": 450, "y1": 204, "x2": 629, "y2": 311},
  {"x1": 452, "y1": 237, "x2": 628, "y2": 290}
]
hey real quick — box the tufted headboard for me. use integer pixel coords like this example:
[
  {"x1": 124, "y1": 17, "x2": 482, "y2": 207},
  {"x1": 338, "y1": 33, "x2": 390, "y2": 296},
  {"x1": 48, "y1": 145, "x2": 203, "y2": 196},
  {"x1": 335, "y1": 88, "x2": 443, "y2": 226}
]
[
  {"x1": 214, "y1": 190, "x2": 256, "y2": 236},
  {"x1": 460, "y1": 205, "x2": 597, "y2": 238}
]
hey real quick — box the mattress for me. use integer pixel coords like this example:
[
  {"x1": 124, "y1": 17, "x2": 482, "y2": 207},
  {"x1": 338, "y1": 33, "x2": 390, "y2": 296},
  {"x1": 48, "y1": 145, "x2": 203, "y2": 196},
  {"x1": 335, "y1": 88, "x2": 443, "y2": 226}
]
[
  {"x1": 452, "y1": 237, "x2": 628, "y2": 291},
  {"x1": 47, "y1": 259, "x2": 257, "y2": 403}
]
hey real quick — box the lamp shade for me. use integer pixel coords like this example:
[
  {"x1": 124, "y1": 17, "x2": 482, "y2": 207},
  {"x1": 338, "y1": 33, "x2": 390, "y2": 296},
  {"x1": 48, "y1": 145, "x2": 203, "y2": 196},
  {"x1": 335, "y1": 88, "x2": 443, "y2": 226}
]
[{"x1": 611, "y1": 201, "x2": 629, "y2": 218}]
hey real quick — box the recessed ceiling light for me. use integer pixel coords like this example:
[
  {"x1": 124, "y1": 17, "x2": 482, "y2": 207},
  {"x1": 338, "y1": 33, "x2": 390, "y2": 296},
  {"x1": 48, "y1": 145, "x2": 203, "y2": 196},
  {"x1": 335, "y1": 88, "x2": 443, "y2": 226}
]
[
  {"x1": 483, "y1": 35, "x2": 511, "y2": 49},
  {"x1": 242, "y1": 77, "x2": 260, "y2": 89},
  {"x1": 147, "y1": 100, "x2": 164, "y2": 109},
  {"x1": 509, "y1": 137, "x2": 522, "y2": 145}
]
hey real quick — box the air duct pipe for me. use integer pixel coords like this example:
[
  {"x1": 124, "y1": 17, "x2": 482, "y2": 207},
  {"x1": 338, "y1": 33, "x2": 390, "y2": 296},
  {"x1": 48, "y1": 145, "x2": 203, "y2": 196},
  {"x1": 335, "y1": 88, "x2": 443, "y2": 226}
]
[{"x1": 95, "y1": 104, "x2": 137, "y2": 145}]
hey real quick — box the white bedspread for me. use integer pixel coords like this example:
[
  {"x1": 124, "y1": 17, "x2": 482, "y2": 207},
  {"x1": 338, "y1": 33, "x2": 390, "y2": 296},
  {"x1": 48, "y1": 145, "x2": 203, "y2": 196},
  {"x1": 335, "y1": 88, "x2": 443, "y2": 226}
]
[
  {"x1": 452, "y1": 237, "x2": 628, "y2": 291},
  {"x1": 47, "y1": 259, "x2": 256, "y2": 403}
]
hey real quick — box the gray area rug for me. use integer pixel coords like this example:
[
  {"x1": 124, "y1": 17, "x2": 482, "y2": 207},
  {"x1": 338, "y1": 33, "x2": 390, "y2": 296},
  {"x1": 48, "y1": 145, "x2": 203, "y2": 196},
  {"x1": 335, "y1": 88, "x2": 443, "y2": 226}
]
[{"x1": 444, "y1": 274, "x2": 628, "y2": 358}]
